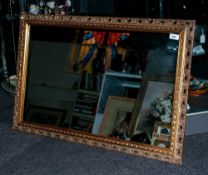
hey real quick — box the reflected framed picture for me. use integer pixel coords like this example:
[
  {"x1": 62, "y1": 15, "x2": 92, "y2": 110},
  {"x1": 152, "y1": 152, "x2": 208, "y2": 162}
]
[
  {"x1": 130, "y1": 75, "x2": 175, "y2": 137},
  {"x1": 152, "y1": 121, "x2": 171, "y2": 143},
  {"x1": 99, "y1": 96, "x2": 135, "y2": 140},
  {"x1": 25, "y1": 105, "x2": 66, "y2": 127}
]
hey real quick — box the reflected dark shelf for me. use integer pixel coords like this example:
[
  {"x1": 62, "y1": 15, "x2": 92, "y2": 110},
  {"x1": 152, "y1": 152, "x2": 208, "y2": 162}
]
[
  {"x1": 187, "y1": 92, "x2": 208, "y2": 115},
  {"x1": 72, "y1": 112, "x2": 95, "y2": 121}
]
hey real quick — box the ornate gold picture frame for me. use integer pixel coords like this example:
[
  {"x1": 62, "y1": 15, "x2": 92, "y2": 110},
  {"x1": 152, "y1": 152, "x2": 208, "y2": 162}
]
[{"x1": 13, "y1": 14, "x2": 195, "y2": 164}]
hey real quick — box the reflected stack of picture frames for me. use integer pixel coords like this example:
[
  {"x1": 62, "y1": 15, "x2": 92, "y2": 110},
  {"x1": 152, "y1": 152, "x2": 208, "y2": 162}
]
[
  {"x1": 152, "y1": 121, "x2": 171, "y2": 148},
  {"x1": 71, "y1": 89, "x2": 99, "y2": 132}
]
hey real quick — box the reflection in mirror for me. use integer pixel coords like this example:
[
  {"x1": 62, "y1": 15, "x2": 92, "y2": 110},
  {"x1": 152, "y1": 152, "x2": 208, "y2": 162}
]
[
  {"x1": 24, "y1": 26, "x2": 178, "y2": 149},
  {"x1": 14, "y1": 15, "x2": 195, "y2": 164},
  {"x1": 129, "y1": 75, "x2": 174, "y2": 148},
  {"x1": 25, "y1": 26, "x2": 82, "y2": 128}
]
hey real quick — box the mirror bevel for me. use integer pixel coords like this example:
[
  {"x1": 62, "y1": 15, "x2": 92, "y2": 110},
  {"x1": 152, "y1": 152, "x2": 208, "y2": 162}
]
[{"x1": 13, "y1": 14, "x2": 195, "y2": 164}]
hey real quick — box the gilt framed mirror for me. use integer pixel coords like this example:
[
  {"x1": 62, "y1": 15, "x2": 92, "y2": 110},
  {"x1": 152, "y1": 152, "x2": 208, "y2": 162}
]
[{"x1": 13, "y1": 14, "x2": 195, "y2": 164}]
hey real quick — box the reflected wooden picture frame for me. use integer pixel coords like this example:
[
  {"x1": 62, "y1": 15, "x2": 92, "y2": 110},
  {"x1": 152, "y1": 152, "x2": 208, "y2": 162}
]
[
  {"x1": 99, "y1": 96, "x2": 135, "y2": 139},
  {"x1": 129, "y1": 75, "x2": 175, "y2": 137},
  {"x1": 152, "y1": 121, "x2": 172, "y2": 148},
  {"x1": 13, "y1": 14, "x2": 195, "y2": 164}
]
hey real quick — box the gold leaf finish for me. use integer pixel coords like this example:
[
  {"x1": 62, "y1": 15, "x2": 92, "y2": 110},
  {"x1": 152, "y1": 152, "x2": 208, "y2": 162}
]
[{"x1": 13, "y1": 14, "x2": 195, "y2": 164}]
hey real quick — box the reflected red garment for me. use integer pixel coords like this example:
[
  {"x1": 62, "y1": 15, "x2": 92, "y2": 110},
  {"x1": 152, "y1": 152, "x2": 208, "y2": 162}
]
[
  {"x1": 107, "y1": 32, "x2": 121, "y2": 45},
  {"x1": 93, "y1": 32, "x2": 105, "y2": 44}
]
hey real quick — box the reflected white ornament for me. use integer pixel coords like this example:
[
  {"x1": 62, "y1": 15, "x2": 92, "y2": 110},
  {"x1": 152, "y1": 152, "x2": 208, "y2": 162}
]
[
  {"x1": 47, "y1": 1, "x2": 55, "y2": 9},
  {"x1": 65, "y1": 0, "x2": 72, "y2": 7},
  {"x1": 29, "y1": 4, "x2": 39, "y2": 15}
]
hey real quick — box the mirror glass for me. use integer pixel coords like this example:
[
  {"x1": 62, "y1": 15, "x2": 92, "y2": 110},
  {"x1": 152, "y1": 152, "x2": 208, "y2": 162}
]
[{"x1": 24, "y1": 25, "x2": 179, "y2": 148}]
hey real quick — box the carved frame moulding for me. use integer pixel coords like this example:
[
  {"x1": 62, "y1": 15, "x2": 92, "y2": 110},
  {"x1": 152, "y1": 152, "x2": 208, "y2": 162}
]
[{"x1": 13, "y1": 14, "x2": 195, "y2": 164}]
